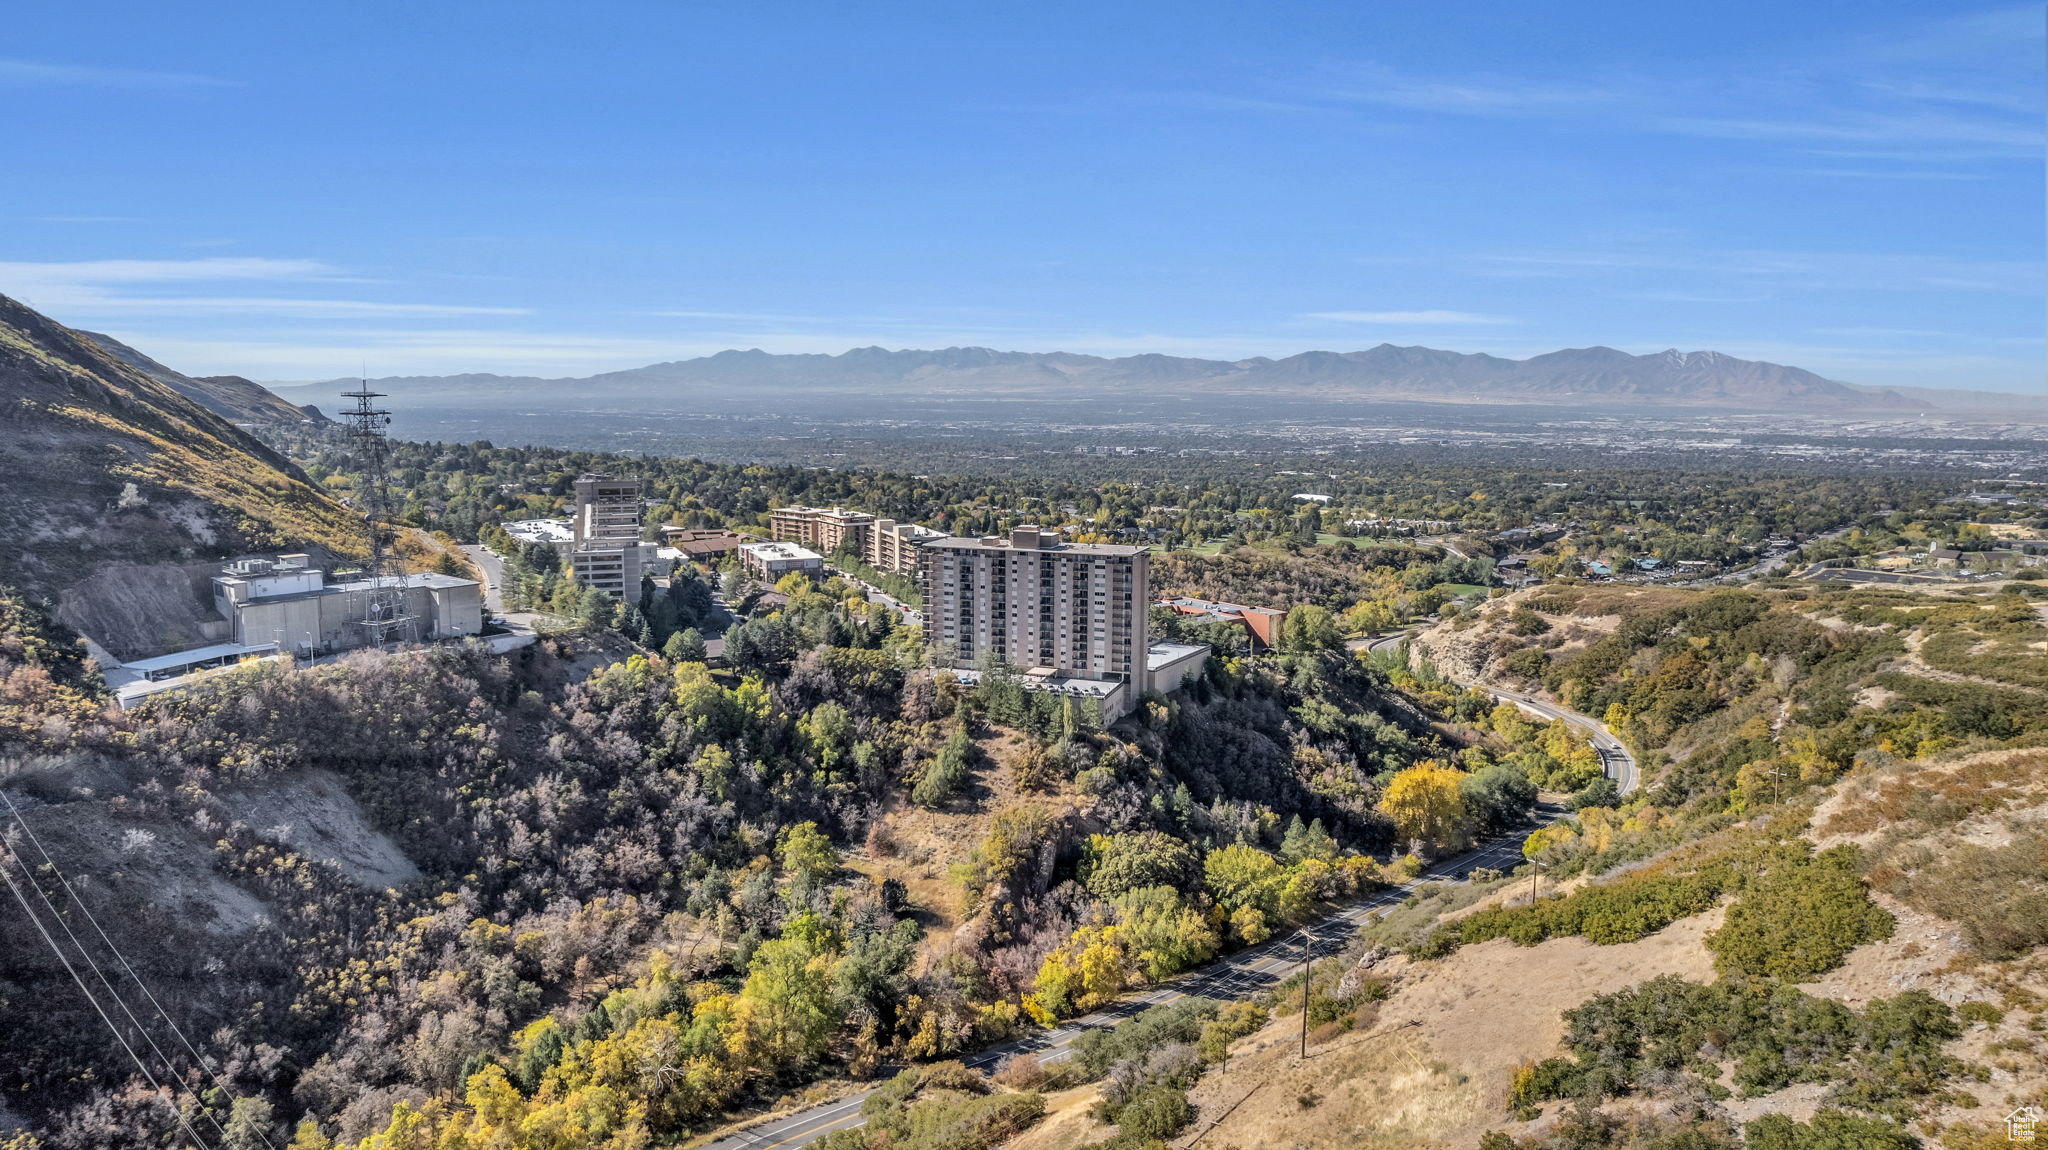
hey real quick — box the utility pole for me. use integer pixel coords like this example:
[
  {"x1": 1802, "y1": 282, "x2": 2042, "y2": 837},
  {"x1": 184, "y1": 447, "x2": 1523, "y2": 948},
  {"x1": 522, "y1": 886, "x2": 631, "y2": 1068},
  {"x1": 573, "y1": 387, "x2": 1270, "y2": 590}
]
[
  {"x1": 1299, "y1": 930, "x2": 1315, "y2": 1060},
  {"x1": 1528, "y1": 859, "x2": 1548, "y2": 906},
  {"x1": 341, "y1": 381, "x2": 418, "y2": 648}
]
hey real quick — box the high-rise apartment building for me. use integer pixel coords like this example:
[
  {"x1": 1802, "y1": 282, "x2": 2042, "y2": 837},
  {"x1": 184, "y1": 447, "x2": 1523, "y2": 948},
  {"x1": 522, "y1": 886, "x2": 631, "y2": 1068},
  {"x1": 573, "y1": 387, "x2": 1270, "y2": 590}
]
[
  {"x1": 570, "y1": 474, "x2": 654, "y2": 596},
  {"x1": 921, "y1": 526, "x2": 1150, "y2": 694}
]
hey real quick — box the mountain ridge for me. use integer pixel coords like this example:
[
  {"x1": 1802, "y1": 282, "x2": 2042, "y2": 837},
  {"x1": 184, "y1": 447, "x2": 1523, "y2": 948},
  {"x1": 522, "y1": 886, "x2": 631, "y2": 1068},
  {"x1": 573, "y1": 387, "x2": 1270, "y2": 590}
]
[
  {"x1": 270, "y1": 342, "x2": 2028, "y2": 413},
  {"x1": 0, "y1": 293, "x2": 361, "y2": 594},
  {"x1": 79, "y1": 329, "x2": 330, "y2": 426}
]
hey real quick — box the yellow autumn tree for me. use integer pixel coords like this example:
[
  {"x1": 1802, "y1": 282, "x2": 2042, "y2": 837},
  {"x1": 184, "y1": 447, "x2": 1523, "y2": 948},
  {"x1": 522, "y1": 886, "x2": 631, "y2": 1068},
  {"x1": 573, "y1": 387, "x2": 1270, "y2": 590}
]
[
  {"x1": 1378, "y1": 761, "x2": 1469, "y2": 852},
  {"x1": 1032, "y1": 923, "x2": 1130, "y2": 1018}
]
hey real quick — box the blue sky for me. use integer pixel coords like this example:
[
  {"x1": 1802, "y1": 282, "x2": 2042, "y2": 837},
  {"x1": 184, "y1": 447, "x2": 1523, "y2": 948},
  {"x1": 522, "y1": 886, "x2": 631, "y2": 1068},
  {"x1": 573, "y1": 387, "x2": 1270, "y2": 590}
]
[{"x1": 2, "y1": 1, "x2": 2040, "y2": 390}]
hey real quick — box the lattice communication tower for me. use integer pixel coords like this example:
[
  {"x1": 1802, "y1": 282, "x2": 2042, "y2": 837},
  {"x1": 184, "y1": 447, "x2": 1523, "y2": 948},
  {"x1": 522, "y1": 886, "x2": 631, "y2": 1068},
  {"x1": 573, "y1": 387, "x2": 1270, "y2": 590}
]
[{"x1": 340, "y1": 382, "x2": 418, "y2": 646}]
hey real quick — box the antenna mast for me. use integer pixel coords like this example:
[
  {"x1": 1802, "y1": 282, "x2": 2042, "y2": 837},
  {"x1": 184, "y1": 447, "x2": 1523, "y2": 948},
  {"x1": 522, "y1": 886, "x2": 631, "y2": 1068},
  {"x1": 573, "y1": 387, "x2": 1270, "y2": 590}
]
[{"x1": 340, "y1": 379, "x2": 418, "y2": 648}]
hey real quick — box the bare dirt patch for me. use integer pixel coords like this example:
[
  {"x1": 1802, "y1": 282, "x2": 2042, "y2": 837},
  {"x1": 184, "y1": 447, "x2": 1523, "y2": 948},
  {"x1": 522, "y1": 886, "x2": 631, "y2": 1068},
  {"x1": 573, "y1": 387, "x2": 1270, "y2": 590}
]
[
  {"x1": 1004, "y1": 1082, "x2": 1114, "y2": 1150},
  {"x1": 217, "y1": 768, "x2": 421, "y2": 890},
  {"x1": 1171, "y1": 909, "x2": 1724, "y2": 1149}
]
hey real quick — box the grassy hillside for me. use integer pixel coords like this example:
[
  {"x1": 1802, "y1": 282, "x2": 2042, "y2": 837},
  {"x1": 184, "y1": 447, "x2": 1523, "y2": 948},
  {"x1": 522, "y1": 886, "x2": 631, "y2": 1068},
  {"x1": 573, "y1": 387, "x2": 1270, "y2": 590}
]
[
  {"x1": 1061, "y1": 581, "x2": 2048, "y2": 1150},
  {"x1": 0, "y1": 292, "x2": 362, "y2": 594},
  {"x1": 79, "y1": 329, "x2": 328, "y2": 427}
]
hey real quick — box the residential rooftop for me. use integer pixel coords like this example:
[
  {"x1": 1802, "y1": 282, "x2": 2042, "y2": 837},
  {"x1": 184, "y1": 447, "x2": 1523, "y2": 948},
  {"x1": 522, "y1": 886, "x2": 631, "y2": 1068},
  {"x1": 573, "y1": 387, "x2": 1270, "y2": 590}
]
[{"x1": 741, "y1": 541, "x2": 825, "y2": 562}]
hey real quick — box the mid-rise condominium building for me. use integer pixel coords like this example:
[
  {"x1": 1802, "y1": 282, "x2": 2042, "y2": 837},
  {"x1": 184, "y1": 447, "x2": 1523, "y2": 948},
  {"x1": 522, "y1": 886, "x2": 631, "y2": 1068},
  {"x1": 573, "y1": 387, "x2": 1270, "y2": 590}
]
[
  {"x1": 570, "y1": 474, "x2": 656, "y2": 596},
  {"x1": 770, "y1": 505, "x2": 873, "y2": 554},
  {"x1": 921, "y1": 526, "x2": 1151, "y2": 709},
  {"x1": 769, "y1": 506, "x2": 944, "y2": 574}
]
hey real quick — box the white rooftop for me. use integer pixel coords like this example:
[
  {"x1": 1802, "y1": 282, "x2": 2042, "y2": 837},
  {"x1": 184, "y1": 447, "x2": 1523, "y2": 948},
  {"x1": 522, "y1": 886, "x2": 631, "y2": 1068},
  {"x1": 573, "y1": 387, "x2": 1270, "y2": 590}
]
[
  {"x1": 1145, "y1": 642, "x2": 1210, "y2": 671},
  {"x1": 505, "y1": 518, "x2": 574, "y2": 544},
  {"x1": 742, "y1": 541, "x2": 824, "y2": 562},
  {"x1": 950, "y1": 668, "x2": 1124, "y2": 697},
  {"x1": 122, "y1": 641, "x2": 281, "y2": 674}
]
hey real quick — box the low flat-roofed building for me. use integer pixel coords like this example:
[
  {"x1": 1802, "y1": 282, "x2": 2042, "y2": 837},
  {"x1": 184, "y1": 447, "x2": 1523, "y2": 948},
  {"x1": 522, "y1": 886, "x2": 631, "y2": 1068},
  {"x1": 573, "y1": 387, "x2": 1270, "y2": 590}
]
[
  {"x1": 1157, "y1": 596, "x2": 1285, "y2": 650},
  {"x1": 949, "y1": 666, "x2": 1132, "y2": 724},
  {"x1": 505, "y1": 518, "x2": 575, "y2": 553},
  {"x1": 771, "y1": 506, "x2": 875, "y2": 554},
  {"x1": 740, "y1": 541, "x2": 826, "y2": 581},
  {"x1": 770, "y1": 506, "x2": 943, "y2": 575},
  {"x1": 659, "y1": 527, "x2": 745, "y2": 559},
  {"x1": 1145, "y1": 641, "x2": 1210, "y2": 692},
  {"x1": 122, "y1": 641, "x2": 283, "y2": 682}
]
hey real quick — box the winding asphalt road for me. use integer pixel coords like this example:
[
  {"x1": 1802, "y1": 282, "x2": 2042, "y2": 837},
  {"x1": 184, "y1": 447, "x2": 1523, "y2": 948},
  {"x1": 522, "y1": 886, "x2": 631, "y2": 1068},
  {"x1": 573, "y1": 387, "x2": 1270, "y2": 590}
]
[
  {"x1": 1361, "y1": 630, "x2": 1637, "y2": 795},
  {"x1": 700, "y1": 634, "x2": 1637, "y2": 1150}
]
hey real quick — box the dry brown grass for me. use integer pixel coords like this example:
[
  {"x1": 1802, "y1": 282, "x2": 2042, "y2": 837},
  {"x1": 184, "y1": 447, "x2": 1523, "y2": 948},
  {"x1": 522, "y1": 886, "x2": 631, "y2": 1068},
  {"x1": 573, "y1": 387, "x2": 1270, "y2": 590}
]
[
  {"x1": 842, "y1": 732, "x2": 1084, "y2": 946},
  {"x1": 1815, "y1": 748, "x2": 2048, "y2": 842}
]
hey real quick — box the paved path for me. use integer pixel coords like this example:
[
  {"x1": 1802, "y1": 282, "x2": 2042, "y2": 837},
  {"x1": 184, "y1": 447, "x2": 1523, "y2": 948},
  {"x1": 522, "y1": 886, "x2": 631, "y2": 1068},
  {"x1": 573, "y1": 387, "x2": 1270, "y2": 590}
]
[
  {"x1": 699, "y1": 640, "x2": 1637, "y2": 1150},
  {"x1": 460, "y1": 544, "x2": 505, "y2": 611}
]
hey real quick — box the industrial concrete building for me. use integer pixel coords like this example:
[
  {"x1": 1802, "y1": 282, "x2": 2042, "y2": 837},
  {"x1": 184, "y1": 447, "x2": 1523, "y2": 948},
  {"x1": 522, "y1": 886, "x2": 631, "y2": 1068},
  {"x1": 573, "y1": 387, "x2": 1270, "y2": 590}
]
[
  {"x1": 740, "y1": 541, "x2": 826, "y2": 581},
  {"x1": 570, "y1": 474, "x2": 657, "y2": 596},
  {"x1": 210, "y1": 554, "x2": 482, "y2": 656},
  {"x1": 921, "y1": 527, "x2": 1151, "y2": 715},
  {"x1": 768, "y1": 506, "x2": 945, "y2": 574}
]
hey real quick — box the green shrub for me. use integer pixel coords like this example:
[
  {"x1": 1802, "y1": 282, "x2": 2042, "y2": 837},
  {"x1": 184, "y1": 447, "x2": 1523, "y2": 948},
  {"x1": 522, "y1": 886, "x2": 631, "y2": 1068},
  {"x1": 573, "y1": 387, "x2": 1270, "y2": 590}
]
[
  {"x1": 1706, "y1": 845, "x2": 1894, "y2": 981},
  {"x1": 1196, "y1": 1001, "x2": 1268, "y2": 1062},
  {"x1": 1504, "y1": 647, "x2": 1549, "y2": 679},
  {"x1": 1957, "y1": 1001, "x2": 2004, "y2": 1027},
  {"x1": 830, "y1": 1062, "x2": 1045, "y2": 1150},
  {"x1": 1109, "y1": 1083, "x2": 1193, "y2": 1139},
  {"x1": 1515, "y1": 976, "x2": 1962, "y2": 1121},
  {"x1": 1069, "y1": 997, "x2": 1218, "y2": 1080},
  {"x1": 1744, "y1": 1110, "x2": 1919, "y2": 1150},
  {"x1": 1416, "y1": 858, "x2": 1734, "y2": 958}
]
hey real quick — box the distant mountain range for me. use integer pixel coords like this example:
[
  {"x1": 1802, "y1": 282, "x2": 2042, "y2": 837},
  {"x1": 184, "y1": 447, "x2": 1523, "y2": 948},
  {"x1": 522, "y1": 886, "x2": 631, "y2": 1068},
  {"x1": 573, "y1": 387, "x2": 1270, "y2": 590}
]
[{"x1": 280, "y1": 343, "x2": 2033, "y2": 415}]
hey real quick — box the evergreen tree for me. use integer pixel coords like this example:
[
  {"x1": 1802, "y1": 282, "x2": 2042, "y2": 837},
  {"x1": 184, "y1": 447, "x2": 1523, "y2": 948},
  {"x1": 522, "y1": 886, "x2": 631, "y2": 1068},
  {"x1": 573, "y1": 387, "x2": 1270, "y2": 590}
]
[{"x1": 674, "y1": 626, "x2": 708, "y2": 663}]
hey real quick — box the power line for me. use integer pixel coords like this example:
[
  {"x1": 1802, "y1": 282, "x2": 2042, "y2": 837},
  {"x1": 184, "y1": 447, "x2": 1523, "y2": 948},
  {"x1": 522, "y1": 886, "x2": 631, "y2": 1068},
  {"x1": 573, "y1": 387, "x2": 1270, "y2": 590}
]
[
  {"x1": 0, "y1": 790, "x2": 278, "y2": 1149},
  {"x1": 0, "y1": 837, "x2": 215, "y2": 1150}
]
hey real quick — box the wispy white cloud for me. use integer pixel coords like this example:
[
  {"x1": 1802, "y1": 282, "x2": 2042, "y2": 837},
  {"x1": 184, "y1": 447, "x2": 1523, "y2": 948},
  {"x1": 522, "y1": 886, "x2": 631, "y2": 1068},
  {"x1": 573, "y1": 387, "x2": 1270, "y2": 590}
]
[
  {"x1": 0, "y1": 257, "x2": 337, "y2": 284},
  {"x1": 1306, "y1": 309, "x2": 1512, "y2": 325},
  {"x1": 1309, "y1": 66, "x2": 1612, "y2": 116},
  {"x1": 68, "y1": 296, "x2": 530, "y2": 318},
  {"x1": 0, "y1": 58, "x2": 232, "y2": 89},
  {"x1": 1471, "y1": 248, "x2": 2036, "y2": 295},
  {"x1": 1229, "y1": 8, "x2": 2040, "y2": 167},
  {"x1": 1, "y1": 257, "x2": 526, "y2": 321}
]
